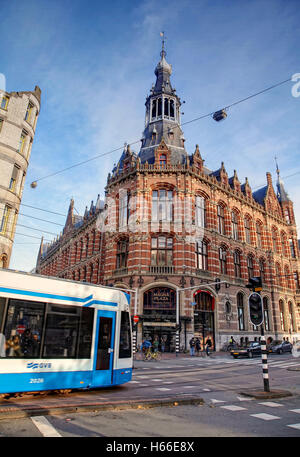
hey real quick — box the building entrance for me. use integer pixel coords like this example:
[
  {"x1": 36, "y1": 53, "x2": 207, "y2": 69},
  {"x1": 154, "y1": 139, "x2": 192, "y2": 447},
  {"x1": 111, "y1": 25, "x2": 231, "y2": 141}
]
[
  {"x1": 142, "y1": 286, "x2": 176, "y2": 352},
  {"x1": 193, "y1": 290, "x2": 215, "y2": 351}
]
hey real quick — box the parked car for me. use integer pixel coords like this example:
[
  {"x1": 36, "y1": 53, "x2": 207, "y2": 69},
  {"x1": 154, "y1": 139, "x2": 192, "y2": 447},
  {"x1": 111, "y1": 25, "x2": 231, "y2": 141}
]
[
  {"x1": 268, "y1": 340, "x2": 293, "y2": 354},
  {"x1": 230, "y1": 341, "x2": 261, "y2": 359}
]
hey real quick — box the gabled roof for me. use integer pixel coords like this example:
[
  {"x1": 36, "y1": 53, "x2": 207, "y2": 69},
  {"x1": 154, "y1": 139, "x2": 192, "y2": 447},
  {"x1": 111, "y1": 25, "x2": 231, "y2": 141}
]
[{"x1": 252, "y1": 185, "x2": 268, "y2": 205}]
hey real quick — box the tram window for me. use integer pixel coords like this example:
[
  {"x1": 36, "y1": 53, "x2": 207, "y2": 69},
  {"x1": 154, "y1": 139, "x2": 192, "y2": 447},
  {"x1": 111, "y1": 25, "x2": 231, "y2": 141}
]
[
  {"x1": 0, "y1": 297, "x2": 6, "y2": 330},
  {"x1": 119, "y1": 311, "x2": 131, "y2": 358},
  {"x1": 43, "y1": 304, "x2": 80, "y2": 358},
  {"x1": 77, "y1": 308, "x2": 94, "y2": 358},
  {"x1": 3, "y1": 299, "x2": 45, "y2": 358}
]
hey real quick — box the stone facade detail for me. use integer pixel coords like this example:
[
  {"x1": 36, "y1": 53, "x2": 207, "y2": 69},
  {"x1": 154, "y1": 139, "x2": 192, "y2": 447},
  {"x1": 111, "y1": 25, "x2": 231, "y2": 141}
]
[{"x1": 0, "y1": 86, "x2": 41, "y2": 267}]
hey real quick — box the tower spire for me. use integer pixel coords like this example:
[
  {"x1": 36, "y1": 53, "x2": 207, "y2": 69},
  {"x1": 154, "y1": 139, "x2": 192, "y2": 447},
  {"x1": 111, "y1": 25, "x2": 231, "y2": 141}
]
[{"x1": 160, "y1": 31, "x2": 166, "y2": 58}]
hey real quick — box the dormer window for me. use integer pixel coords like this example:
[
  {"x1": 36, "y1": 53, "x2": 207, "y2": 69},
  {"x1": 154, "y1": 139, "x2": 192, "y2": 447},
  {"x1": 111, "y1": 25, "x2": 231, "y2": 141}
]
[{"x1": 159, "y1": 154, "x2": 166, "y2": 168}]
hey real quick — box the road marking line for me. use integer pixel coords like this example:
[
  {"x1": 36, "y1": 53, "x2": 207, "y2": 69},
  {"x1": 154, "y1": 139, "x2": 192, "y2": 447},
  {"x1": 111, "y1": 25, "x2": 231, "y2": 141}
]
[
  {"x1": 289, "y1": 409, "x2": 300, "y2": 414},
  {"x1": 129, "y1": 380, "x2": 140, "y2": 383},
  {"x1": 287, "y1": 423, "x2": 300, "y2": 430},
  {"x1": 183, "y1": 386, "x2": 197, "y2": 389},
  {"x1": 156, "y1": 388, "x2": 171, "y2": 391},
  {"x1": 237, "y1": 396, "x2": 253, "y2": 402},
  {"x1": 163, "y1": 381, "x2": 174, "y2": 384},
  {"x1": 221, "y1": 405, "x2": 247, "y2": 411},
  {"x1": 152, "y1": 379, "x2": 163, "y2": 381},
  {"x1": 258, "y1": 402, "x2": 282, "y2": 408},
  {"x1": 31, "y1": 416, "x2": 62, "y2": 437},
  {"x1": 203, "y1": 388, "x2": 211, "y2": 391},
  {"x1": 250, "y1": 413, "x2": 280, "y2": 421},
  {"x1": 210, "y1": 399, "x2": 226, "y2": 404}
]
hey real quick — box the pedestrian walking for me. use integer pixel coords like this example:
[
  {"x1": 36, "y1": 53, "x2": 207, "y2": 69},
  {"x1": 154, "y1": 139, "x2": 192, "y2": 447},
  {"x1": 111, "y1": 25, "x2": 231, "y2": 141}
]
[
  {"x1": 153, "y1": 338, "x2": 159, "y2": 353},
  {"x1": 189, "y1": 337, "x2": 196, "y2": 356},
  {"x1": 195, "y1": 337, "x2": 201, "y2": 356},
  {"x1": 205, "y1": 337, "x2": 212, "y2": 356}
]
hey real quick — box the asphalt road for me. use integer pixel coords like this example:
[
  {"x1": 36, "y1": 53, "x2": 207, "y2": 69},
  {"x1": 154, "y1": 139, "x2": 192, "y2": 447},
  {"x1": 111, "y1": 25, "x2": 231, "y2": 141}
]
[{"x1": 0, "y1": 352, "x2": 299, "y2": 438}]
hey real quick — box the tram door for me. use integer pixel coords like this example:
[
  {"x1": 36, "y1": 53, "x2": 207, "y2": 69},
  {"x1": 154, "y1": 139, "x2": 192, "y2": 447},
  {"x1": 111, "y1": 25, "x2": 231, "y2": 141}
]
[{"x1": 92, "y1": 310, "x2": 116, "y2": 387}]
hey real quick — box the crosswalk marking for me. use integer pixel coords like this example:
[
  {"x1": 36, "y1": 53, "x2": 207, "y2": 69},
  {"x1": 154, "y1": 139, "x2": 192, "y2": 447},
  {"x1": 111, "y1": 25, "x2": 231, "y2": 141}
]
[
  {"x1": 258, "y1": 402, "x2": 282, "y2": 408},
  {"x1": 250, "y1": 413, "x2": 280, "y2": 421},
  {"x1": 31, "y1": 416, "x2": 62, "y2": 437},
  {"x1": 287, "y1": 423, "x2": 300, "y2": 430},
  {"x1": 221, "y1": 405, "x2": 247, "y2": 411}
]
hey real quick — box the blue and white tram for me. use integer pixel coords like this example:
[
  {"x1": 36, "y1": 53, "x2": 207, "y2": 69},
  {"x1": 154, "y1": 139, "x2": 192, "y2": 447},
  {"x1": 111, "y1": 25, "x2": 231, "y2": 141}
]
[{"x1": 0, "y1": 269, "x2": 133, "y2": 394}]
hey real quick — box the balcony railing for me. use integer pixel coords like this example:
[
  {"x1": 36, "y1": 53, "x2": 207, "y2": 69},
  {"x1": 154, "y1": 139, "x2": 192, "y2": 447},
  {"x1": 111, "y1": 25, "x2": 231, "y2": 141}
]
[
  {"x1": 112, "y1": 267, "x2": 128, "y2": 277},
  {"x1": 149, "y1": 265, "x2": 175, "y2": 275}
]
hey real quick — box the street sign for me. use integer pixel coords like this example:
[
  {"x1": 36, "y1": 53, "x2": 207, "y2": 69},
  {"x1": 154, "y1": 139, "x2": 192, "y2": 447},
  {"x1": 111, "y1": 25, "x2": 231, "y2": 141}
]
[{"x1": 133, "y1": 315, "x2": 139, "y2": 323}]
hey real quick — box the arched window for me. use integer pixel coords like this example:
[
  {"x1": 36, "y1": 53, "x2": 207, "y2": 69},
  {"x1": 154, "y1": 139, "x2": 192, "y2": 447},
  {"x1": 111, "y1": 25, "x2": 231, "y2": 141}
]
[
  {"x1": 143, "y1": 287, "x2": 176, "y2": 316},
  {"x1": 234, "y1": 250, "x2": 241, "y2": 278},
  {"x1": 119, "y1": 189, "x2": 129, "y2": 230},
  {"x1": 195, "y1": 195, "x2": 206, "y2": 228},
  {"x1": 288, "y1": 301, "x2": 295, "y2": 333},
  {"x1": 247, "y1": 255, "x2": 254, "y2": 279},
  {"x1": 116, "y1": 239, "x2": 129, "y2": 269},
  {"x1": 217, "y1": 205, "x2": 225, "y2": 235},
  {"x1": 281, "y1": 232, "x2": 287, "y2": 256},
  {"x1": 272, "y1": 228, "x2": 278, "y2": 253},
  {"x1": 152, "y1": 189, "x2": 173, "y2": 222},
  {"x1": 289, "y1": 238, "x2": 296, "y2": 258},
  {"x1": 259, "y1": 258, "x2": 266, "y2": 283},
  {"x1": 89, "y1": 263, "x2": 94, "y2": 283},
  {"x1": 256, "y1": 221, "x2": 262, "y2": 248},
  {"x1": 195, "y1": 240, "x2": 208, "y2": 270},
  {"x1": 279, "y1": 300, "x2": 285, "y2": 331},
  {"x1": 263, "y1": 297, "x2": 270, "y2": 331},
  {"x1": 151, "y1": 236, "x2": 173, "y2": 266},
  {"x1": 244, "y1": 217, "x2": 251, "y2": 244},
  {"x1": 275, "y1": 263, "x2": 281, "y2": 285},
  {"x1": 237, "y1": 292, "x2": 245, "y2": 331},
  {"x1": 231, "y1": 211, "x2": 239, "y2": 240},
  {"x1": 219, "y1": 246, "x2": 227, "y2": 274}
]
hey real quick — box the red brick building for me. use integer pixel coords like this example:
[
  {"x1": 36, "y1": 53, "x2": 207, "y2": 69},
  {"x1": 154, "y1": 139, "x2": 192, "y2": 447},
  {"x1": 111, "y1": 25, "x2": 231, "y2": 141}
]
[{"x1": 37, "y1": 45, "x2": 300, "y2": 351}]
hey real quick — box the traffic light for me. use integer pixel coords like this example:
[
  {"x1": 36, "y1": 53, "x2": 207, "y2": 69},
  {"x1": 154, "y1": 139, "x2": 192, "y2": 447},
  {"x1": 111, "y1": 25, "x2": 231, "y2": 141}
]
[
  {"x1": 248, "y1": 292, "x2": 264, "y2": 326},
  {"x1": 246, "y1": 276, "x2": 262, "y2": 292}
]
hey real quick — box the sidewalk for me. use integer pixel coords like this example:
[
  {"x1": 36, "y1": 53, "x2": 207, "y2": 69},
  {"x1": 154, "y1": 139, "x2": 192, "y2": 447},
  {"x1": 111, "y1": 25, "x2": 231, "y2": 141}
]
[{"x1": 134, "y1": 350, "x2": 228, "y2": 361}]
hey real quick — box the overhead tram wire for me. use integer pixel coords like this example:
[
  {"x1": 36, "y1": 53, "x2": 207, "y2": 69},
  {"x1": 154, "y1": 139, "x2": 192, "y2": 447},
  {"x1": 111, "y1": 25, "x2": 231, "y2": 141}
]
[{"x1": 30, "y1": 75, "x2": 293, "y2": 187}]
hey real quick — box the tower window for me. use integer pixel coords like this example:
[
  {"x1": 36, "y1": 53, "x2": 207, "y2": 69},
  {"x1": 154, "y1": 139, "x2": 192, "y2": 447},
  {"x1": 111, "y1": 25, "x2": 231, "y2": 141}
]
[
  {"x1": 170, "y1": 99, "x2": 175, "y2": 118},
  {"x1": 9, "y1": 164, "x2": 20, "y2": 192},
  {"x1": 157, "y1": 97, "x2": 162, "y2": 117},
  {"x1": 25, "y1": 102, "x2": 34, "y2": 123},
  {"x1": 1, "y1": 96, "x2": 9, "y2": 110},
  {"x1": 0, "y1": 205, "x2": 11, "y2": 234},
  {"x1": 151, "y1": 99, "x2": 157, "y2": 120}
]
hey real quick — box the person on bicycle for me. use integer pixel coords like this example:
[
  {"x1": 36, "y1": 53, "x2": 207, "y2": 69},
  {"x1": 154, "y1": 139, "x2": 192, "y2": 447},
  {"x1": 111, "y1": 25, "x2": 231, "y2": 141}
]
[{"x1": 140, "y1": 339, "x2": 152, "y2": 353}]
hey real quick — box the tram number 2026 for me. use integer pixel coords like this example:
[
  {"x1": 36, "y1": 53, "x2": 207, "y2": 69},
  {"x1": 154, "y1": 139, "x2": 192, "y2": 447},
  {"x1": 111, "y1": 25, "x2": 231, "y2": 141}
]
[{"x1": 29, "y1": 378, "x2": 44, "y2": 384}]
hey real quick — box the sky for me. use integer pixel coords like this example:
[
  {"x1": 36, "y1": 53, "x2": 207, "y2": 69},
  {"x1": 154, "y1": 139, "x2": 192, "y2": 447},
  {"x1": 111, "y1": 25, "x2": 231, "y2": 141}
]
[{"x1": 0, "y1": 0, "x2": 299, "y2": 272}]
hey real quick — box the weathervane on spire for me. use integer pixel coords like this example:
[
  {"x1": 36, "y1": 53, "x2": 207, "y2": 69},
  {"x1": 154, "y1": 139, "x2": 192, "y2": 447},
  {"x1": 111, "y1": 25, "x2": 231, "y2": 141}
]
[{"x1": 160, "y1": 31, "x2": 166, "y2": 57}]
